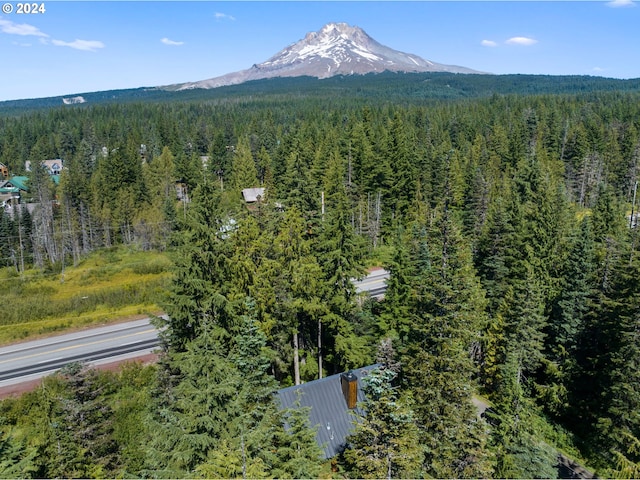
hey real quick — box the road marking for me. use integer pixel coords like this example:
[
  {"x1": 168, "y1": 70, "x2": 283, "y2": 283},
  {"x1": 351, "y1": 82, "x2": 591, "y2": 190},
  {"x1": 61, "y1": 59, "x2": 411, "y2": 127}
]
[
  {"x1": 355, "y1": 279, "x2": 386, "y2": 290},
  {"x1": 0, "y1": 329, "x2": 157, "y2": 366},
  {"x1": 38, "y1": 357, "x2": 62, "y2": 364}
]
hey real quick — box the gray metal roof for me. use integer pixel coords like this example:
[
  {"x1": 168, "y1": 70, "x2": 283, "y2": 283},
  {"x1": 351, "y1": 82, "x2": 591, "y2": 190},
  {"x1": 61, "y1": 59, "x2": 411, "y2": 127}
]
[
  {"x1": 241, "y1": 187, "x2": 265, "y2": 203},
  {"x1": 275, "y1": 364, "x2": 380, "y2": 459}
]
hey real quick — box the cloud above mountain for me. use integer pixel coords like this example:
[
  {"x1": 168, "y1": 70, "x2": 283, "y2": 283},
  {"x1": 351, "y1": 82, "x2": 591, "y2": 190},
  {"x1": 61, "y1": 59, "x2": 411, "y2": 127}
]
[
  {"x1": 51, "y1": 39, "x2": 105, "y2": 52},
  {"x1": 506, "y1": 36, "x2": 538, "y2": 46},
  {"x1": 482, "y1": 36, "x2": 538, "y2": 47},
  {"x1": 0, "y1": 16, "x2": 103, "y2": 51},
  {"x1": 214, "y1": 12, "x2": 235, "y2": 21},
  {"x1": 606, "y1": 0, "x2": 635, "y2": 7},
  {"x1": 161, "y1": 37, "x2": 184, "y2": 46},
  {"x1": 0, "y1": 17, "x2": 48, "y2": 37}
]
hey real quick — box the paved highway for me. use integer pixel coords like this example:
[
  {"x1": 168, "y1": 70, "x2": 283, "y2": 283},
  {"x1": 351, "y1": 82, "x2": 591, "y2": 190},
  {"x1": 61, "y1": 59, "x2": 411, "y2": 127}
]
[
  {"x1": 354, "y1": 267, "x2": 389, "y2": 299},
  {"x1": 0, "y1": 319, "x2": 160, "y2": 388},
  {"x1": 0, "y1": 270, "x2": 389, "y2": 388}
]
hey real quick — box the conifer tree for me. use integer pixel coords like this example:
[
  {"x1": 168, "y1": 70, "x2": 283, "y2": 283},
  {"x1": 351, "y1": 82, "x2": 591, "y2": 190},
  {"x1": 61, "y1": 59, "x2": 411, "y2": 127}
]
[
  {"x1": 385, "y1": 112, "x2": 416, "y2": 219},
  {"x1": 157, "y1": 173, "x2": 234, "y2": 352},
  {"x1": 537, "y1": 217, "x2": 596, "y2": 416},
  {"x1": 402, "y1": 203, "x2": 493, "y2": 479},
  {"x1": 0, "y1": 430, "x2": 37, "y2": 478},
  {"x1": 257, "y1": 146, "x2": 274, "y2": 196},
  {"x1": 492, "y1": 355, "x2": 562, "y2": 479},
  {"x1": 316, "y1": 155, "x2": 369, "y2": 371},
  {"x1": 57, "y1": 363, "x2": 121, "y2": 476},
  {"x1": 144, "y1": 146, "x2": 176, "y2": 200},
  {"x1": 231, "y1": 135, "x2": 258, "y2": 191},
  {"x1": 377, "y1": 229, "x2": 413, "y2": 342},
  {"x1": 342, "y1": 367, "x2": 423, "y2": 479},
  {"x1": 570, "y1": 236, "x2": 640, "y2": 470},
  {"x1": 548, "y1": 217, "x2": 596, "y2": 358},
  {"x1": 476, "y1": 175, "x2": 518, "y2": 316},
  {"x1": 271, "y1": 397, "x2": 325, "y2": 479},
  {"x1": 148, "y1": 306, "x2": 308, "y2": 478},
  {"x1": 281, "y1": 149, "x2": 317, "y2": 215},
  {"x1": 0, "y1": 210, "x2": 16, "y2": 268},
  {"x1": 271, "y1": 206, "x2": 326, "y2": 383}
]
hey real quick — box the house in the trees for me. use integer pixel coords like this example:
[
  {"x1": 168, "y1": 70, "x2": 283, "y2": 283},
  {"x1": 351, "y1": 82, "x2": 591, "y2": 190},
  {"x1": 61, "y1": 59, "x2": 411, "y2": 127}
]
[
  {"x1": 0, "y1": 176, "x2": 29, "y2": 208},
  {"x1": 241, "y1": 187, "x2": 283, "y2": 211},
  {"x1": 241, "y1": 187, "x2": 265, "y2": 203},
  {"x1": 0, "y1": 185, "x2": 20, "y2": 209},
  {"x1": 0, "y1": 162, "x2": 8, "y2": 179},
  {"x1": 25, "y1": 159, "x2": 64, "y2": 176},
  {"x1": 1, "y1": 176, "x2": 29, "y2": 192},
  {"x1": 276, "y1": 364, "x2": 379, "y2": 459}
]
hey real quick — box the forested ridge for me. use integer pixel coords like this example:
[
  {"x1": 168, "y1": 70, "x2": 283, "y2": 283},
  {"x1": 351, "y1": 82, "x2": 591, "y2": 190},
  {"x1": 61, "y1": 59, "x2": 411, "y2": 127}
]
[
  {"x1": 1, "y1": 74, "x2": 640, "y2": 478},
  {"x1": 3, "y1": 71, "x2": 640, "y2": 116}
]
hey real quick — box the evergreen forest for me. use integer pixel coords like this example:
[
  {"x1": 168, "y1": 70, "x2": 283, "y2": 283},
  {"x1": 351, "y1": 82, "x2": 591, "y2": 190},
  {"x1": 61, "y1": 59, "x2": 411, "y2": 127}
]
[{"x1": 1, "y1": 73, "x2": 640, "y2": 478}]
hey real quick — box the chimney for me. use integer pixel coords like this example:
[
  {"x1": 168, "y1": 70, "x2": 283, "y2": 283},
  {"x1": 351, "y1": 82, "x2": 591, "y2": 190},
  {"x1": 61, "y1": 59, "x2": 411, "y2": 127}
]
[{"x1": 340, "y1": 371, "x2": 358, "y2": 409}]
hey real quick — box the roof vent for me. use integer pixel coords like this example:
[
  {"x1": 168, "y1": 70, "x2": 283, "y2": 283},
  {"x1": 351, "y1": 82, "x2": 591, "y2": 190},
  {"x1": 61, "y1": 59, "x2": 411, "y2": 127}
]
[{"x1": 340, "y1": 371, "x2": 358, "y2": 409}]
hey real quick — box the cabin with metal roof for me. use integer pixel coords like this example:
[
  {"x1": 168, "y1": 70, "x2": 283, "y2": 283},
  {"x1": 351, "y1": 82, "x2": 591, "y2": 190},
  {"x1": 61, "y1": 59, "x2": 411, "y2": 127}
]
[
  {"x1": 276, "y1": 364, "x2": 380, "y2": 459},
  {"x1": 241, "y1": 187, "x2": 265, "y2": 203},
  {"x1": 1, "y1": 176, "x2": 29, "y2": 193}
]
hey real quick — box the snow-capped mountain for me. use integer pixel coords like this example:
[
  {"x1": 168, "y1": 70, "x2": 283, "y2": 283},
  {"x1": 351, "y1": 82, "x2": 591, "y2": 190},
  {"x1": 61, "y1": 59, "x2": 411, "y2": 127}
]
[{"x1": 169, "y1": 22, "x2": 481, "y2": 91}]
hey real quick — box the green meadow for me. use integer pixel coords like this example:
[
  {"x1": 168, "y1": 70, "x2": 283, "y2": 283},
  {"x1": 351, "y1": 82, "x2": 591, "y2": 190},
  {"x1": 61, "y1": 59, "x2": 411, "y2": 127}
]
[{"x1": 0, "y1": 247, "x2": 171, "y2": 345}]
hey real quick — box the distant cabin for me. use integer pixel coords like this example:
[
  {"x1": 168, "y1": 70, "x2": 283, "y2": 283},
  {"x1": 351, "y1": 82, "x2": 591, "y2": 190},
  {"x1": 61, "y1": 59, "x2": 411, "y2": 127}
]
[
  {"x1": 1, "y1": 176, "x2": 29, "y2": 193},
  {"x1": 25, "y1": 159, "x2": 64, "y2": 176},
  {"x1": 241, "y1": 187, "x2": 265, "y2": 203}
]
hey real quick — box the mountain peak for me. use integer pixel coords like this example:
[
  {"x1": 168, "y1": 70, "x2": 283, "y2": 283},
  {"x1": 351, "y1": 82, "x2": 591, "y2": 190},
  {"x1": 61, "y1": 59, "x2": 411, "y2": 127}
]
[
  {"x1": 319, "y1": 22, "x2": 363, "y2": 37},
  {"x1": 171, "y1": 22, "x2": 481, "y2": 91},
  {"x1": 321, "y1": 22, "x2": 349, "y2": 33}
]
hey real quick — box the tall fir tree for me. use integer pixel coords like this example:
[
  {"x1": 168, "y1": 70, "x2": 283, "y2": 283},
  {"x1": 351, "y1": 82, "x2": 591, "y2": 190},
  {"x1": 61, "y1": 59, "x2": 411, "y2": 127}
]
[
  {"x1": 157, "y1": 173, "x2": 234, "y2": 352},
  {"x1": 342, "y1": 367, "x2": 423, "y2": 479},
  {"x1": 316, "y1": 152, "x2": 369, "y2": 371},
  {"x1": 231, "y1": 135, "x2": 259, "y2": 192},
  {"x1": 402, "y1": 203, "x2": 493, "y2": 479}
]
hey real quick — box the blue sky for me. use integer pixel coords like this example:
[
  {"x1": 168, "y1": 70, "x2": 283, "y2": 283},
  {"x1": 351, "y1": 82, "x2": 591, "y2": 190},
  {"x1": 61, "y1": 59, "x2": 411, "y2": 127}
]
[{"x1": 1, "y1": 1, "x2": 639, "y2": 101}]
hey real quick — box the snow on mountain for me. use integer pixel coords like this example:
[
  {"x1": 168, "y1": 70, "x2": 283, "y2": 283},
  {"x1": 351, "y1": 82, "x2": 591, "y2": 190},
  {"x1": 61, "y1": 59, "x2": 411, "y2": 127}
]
[
  {"x1": 62, "y1": 96, "x2": 87, "y2": 105},
  {"x1": 168, "y1": 22, "x2": 481, "y2": 91}
]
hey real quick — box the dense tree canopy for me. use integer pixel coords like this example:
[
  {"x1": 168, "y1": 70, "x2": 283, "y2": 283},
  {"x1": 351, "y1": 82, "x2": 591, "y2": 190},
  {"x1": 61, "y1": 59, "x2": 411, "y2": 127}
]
[{"x1": 1, "y1": 74, "x2": 639, "y2": 478}]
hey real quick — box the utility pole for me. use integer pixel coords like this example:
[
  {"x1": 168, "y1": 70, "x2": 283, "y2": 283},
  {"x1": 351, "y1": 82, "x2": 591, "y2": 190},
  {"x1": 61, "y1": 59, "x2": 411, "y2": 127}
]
[
  {"x1": 630, "y1": 180, "x2": 638, "y2": 266},
  {"x1": 18, "y1": 207, "x2": 24, "y2": 275},
  {"x1": 630, "y1": 180, "x2": 638, "y2": 229}
]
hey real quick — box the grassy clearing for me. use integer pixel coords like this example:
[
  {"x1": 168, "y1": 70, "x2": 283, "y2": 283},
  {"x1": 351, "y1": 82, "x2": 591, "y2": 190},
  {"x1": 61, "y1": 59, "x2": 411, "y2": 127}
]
[{"x1": 0, "y1": 247, "x2": 172, "y2": 345}]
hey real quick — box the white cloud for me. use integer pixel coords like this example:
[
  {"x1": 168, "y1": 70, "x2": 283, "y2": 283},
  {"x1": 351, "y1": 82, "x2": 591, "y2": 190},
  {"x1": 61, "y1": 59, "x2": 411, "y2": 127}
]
[
  {"x1": 1, "y1": 17, "x2": 105, "y2": 52},
  {"x1": 0, "y1": 17, "x2": 48, "y2": 37},
  {"x1": 214, "y1": 12, "x2": 236, "y2": 21},
  {"x1": 606, "y1": 0, "x2": 635, "y2": 7},
  {"x1": 481, "y1": 39, "x2": 498, "y2": 47},
  {"x1": 506, "y1": 36, "x2": 538, "y2": 46},
  {"x1": 51, "y1": 39, "x2": 105, "y2": 52},
  {"x1": 161, "y1": 37, "x2": 184, "y2": 46}
]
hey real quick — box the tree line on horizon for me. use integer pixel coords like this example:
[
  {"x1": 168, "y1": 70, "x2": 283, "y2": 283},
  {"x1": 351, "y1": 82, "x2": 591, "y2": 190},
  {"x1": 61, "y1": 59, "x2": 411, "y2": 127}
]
[{"x1": 0, "y1": 84, "x2": 639, "y2": 477}]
